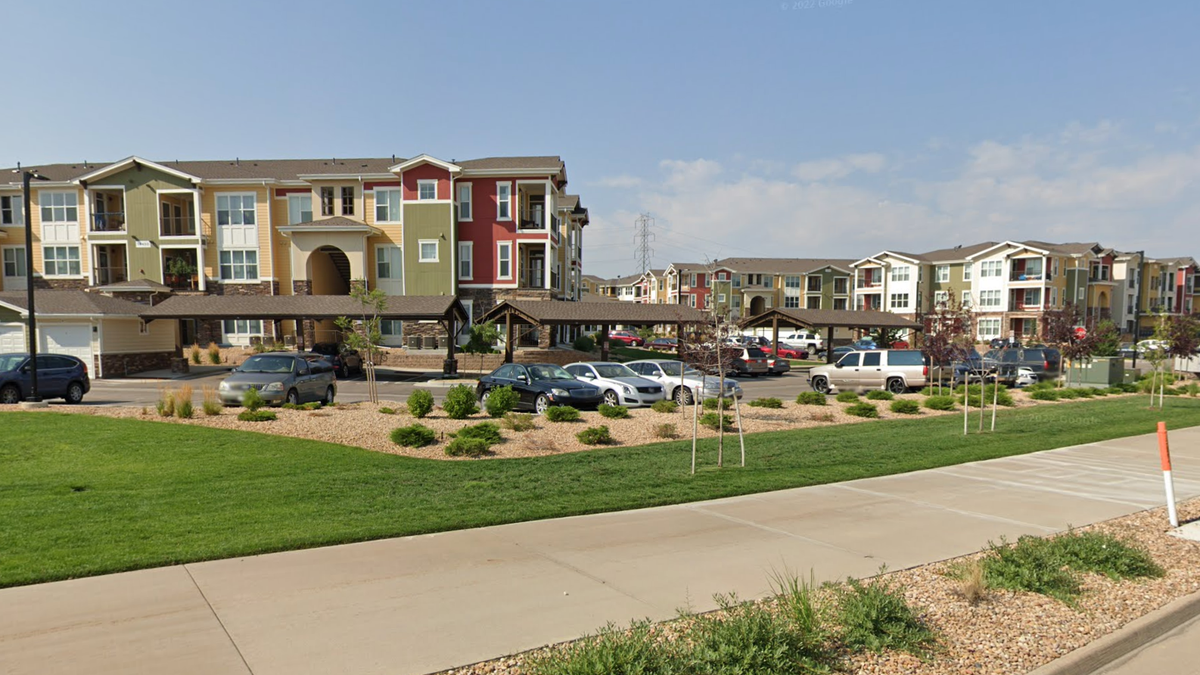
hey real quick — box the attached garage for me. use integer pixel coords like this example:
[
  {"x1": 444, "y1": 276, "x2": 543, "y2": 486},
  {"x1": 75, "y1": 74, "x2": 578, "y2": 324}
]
[
  {"x1": 0, "y1": 323, "x2": 24, "y2": 352},
  {"x1": 39, "y1": 324, "x2": 94, "y2": 364}
]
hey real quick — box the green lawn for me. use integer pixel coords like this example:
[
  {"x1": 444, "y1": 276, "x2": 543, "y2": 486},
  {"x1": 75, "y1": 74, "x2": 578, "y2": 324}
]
[{"x1": 2, "y1": 396, "x2": 1196, "y2": 587}]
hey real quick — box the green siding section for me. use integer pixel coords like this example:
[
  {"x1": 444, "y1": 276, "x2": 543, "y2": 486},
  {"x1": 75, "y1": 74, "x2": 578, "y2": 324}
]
[
  {"x1": 1066, "y1": 269, "x2": 1086, "y2": 306},
  {"x1": 92, "y1": 166, "x2": 196, "y2": 280},
  {"x1": 402, "y1": 203, "x2": 455, "y2": 295},
  {"x1": 817, "y1": 269, "x2": 850, "y2": 308},
  {"x1": 0, "y1": 307, "x2": 21, "y2": 322}
]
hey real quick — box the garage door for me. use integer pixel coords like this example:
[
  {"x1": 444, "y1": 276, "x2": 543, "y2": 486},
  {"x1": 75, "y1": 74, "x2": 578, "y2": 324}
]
[
  {"x1": 0, "y1": 324, "x2": 25, "y2": 353},
  {"x1": 39, "y1": 324, "x2": 93, "y2": 364}
]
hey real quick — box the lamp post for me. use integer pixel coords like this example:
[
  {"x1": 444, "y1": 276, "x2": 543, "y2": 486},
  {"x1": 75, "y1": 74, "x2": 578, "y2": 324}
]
[{"x1": 16, "y1": 167, "x2": 50, "y2": 402}]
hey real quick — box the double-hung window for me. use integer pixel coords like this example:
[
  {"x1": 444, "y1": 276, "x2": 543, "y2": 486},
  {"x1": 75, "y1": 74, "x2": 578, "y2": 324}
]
[
  {"x1": 961, "y1": 290, "x2": 973, "y2": 308},
  {"x1": 936, "y1": 265, "x2": 950, "y2": 282},
  {"x1": 39, "y1": 191, "x2": 80, "y2": 277},
  {"x1": 891, "y1": 265, "x2": 910, "y2": 282},
  {"x1": 216, "y1": 193, "x2": 258, "y2": 281},
  {"x1": 458, "y1": 241, "x2": 473, "y2": 279},
  {"x1": 1, "y1": 195, "x2": 23, "y2": 225},
  {"x1": 457, "y1": 183, "x2": 472, "y2": 221},
  {"x1": 287, "y1": 194, "x2": 312, "y2": 225},
  {"x1": 418, "y1": 180, "x2": 437, "y2": 201},
  {"x1": 341, "y1": 186, "x2": 355, "y2": 215},
  {"x1": 963, "y1": 263, "x2": 972, "y2": 281},
  {"x1": 980, "y1": 290, "x2": 1001, "y2": 308},
  {"x1": 320, "y1": 187, "x2": 335, "y2": 216},
  {"x1": 889, "y1": 293, "x2": 910, "y2": 309},
  {"x1": 497, "y1": 241, "x2": 513, "y2": 279},
  {"x1": 496, "y1": 183, "x2": 512, "y2": 221},
  {"x1": 374, "y1": 188, "x2": 400, "y2": 223},
  {"x1": 934, "y1": 290, "x2": 949, "y2": 306},
  {"x1": 418, "y1": 239, "x2": 438, "y2": 263}
]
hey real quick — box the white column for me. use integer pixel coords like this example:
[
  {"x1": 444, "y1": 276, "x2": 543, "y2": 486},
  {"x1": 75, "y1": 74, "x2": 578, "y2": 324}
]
[
  {"x1": 544, "y1": 242, "x2": 551, "y2": 289},
  {"x1": 194, "y1": 189, "x2": 206, "y2": 291}
]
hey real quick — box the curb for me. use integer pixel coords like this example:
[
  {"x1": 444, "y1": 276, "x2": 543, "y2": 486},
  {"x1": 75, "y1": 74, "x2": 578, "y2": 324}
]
[{"x1": 1027, "y1": 588, "x2": 1200, "y2": 675}]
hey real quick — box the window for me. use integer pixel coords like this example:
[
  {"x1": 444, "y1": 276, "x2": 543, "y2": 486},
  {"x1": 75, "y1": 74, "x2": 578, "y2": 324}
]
[
  {"x1": 216, "y1": 194, "x2": 255, "y2": 227},
  {"x1": 222, "y1": 319, "x2": 263, "y2": 344},
  {"x1": 287, "y1": 194, "x2": 312, "y2": 225},
  {"x1": 980, "y1": 289, "x2": 1001, "y2": 308},
  {"x1": 1051, "y1": 257, "x2": 1059, "y2": 277},
  {"x1": 1, "y1": 195, "x2": 22, "y2": 225},
  {"x1": 320, "y1": 187, "x2": 335, "y2": 216},
  {"x1": 862, "y1": 352, "x2": 881, "y2": 367},
  {"x1": 806, "y1": 276, "x2": 822, "y2": 292},
  {"x1": 934, "y1": 290, "x2": 949, "y2": 306},
  {"x1": 704, "y1": 295, "x2": 711, "y2": 309},
  {"x1": 806, "y1": 295, "x2": 821, "y2": 309},
  {"x1": 784, "y1": 275, "x2": 801, "y2": 289},
  {"x1": 40, "y1": 191, "x2": 78, "y2": 223},
  {"x1": 418, "y1": 180, "x2": 437, "y2": 201},
  {"x1": 374, "y1": 188, "x2": 400, "y2": 223},
  {"x1": 1077, "y1": 287, "x2": 1085, "y2": 301},
  {"x1": 3, "y1": 247, "x2": 26, "y2": 277},
  {"x1": 340, "y1": 186, "x2": 355, "y2": 215},
  {"x1": 833, "y1": 277, "x2": 849, "y2": 294},
  {"x1": 380, "y1": 320, "x2": 403, "y2": 338},
  {"x1": 889, "y1": 292, "x2": 910, "y2": 309},
  {"x1": 688, "y1": 294, "x2": 697, "y2": 308},
  {"x1": 731, "y1": 296, "x2": 741, "y2": 309},
  {"x1": 376, "y1": 245, "x2": 401, "y2": 280},
  {"x1": 961, "y1": 290, "x2": 973, "y2": 308},
  {"x1": 833, "y1": 297, "x2": 848, "y2": 310},
  {"x1": 418, "y1": 239, "x2": 438, "y2": 263},
  {"x1": 457, "y1": 184, "x2": 472, "y2": 221},
  {"x1": 732, "y1": 274, "x2": 741, "y2": 288},
  {"x1": 978, "y1": 318, "x2": 1001, "y2": 339},
  {"x1": 963, "y1": 263, "x2": 972, "y2": 281},
  {"x1": 936, "y1": 265, "x2": 950, "y2": 282},
  {"x1": 1051, "y1": 287, "x2": 1058, "y2": 307},
  {"x1": 891, "y1": 265, "x2": 910, "y2": 282},
  {"x1": 41, "y1": 246, "x2": 80, "y2": 276},
  {"x1": 784, "y1": 296, "x2": 800, "y2": 308},
  {"x1": 1022, "y1": 288, "x2": 1040, "y2": 307},
  {"x1": 496, "y1": 183, "x2": 512, "y2": 220},
  {"x1": 497, "y1": 242, "x2": 512, "y2": 279},
  {"x1": 717, "y1": 293, "x2": 726, "y2": 303},
  {"x1": 218, "y1": 250, "x2": 258, "y2": 280},
  {"x1": 980, "y1": 260, "x2": 1002, "y2": 278},
  {"x1": 458, "y1": 241, "x2": 473, "y2": 279}
]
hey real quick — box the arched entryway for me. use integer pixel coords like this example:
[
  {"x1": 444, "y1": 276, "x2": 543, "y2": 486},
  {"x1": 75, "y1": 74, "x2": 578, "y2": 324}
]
[
  {"x1": 749, "y1": 295, "x2": 767, "y2": 316},
  {"x1": 307, "y1": 246, "x2": 351, "y2": 342}
]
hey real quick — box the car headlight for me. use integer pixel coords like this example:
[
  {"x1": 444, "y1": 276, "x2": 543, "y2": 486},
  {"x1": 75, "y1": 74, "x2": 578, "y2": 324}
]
[
  {"x1": 218, "y1": 381, "x2": 229, "y2": 391},
  {"x1": 263, "y1": 382, "x2": 284, "y2": 392},
  {"x1": 551, "y1": 388, "x2": 569, "y2": 397},
  {"x1": 622, "y1": 385, "x2": 634, "y2": 395}
]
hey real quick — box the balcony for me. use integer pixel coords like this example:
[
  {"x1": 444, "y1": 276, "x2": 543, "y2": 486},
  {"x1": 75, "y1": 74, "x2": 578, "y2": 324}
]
[
  {"x1": 93, "y1": 243, "x2": 127, "y2": 286},
  {"x1": 91, "y1": 210, "x2": 126, "y2": 233},
  {"x1": 855, "y1": 274, "x2": 883, "y2": 289},
  {"x1": 95, "y1": 266, "x2": 127, "y2": 286},
  {"x1": 519, "y1": 204, "x2": 545, "y2": 230},
  {"x1": 91, "y1": 189, "x2": 126, "y2": 232},
  {"x1": 160, "y1": 196, "x2": 197, "y2": 237},
  {"x1": 1009, "y1": 269, "x2": 1044, "y2": 282}
]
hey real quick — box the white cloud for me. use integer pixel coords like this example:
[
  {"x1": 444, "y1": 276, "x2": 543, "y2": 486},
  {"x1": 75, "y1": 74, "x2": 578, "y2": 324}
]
[
  {"x1": 792, "y1": 153, "x2": 887, "y2": 182},
  {"x1": 593, "y1": 174, "x2": 643, "y2": 189}
]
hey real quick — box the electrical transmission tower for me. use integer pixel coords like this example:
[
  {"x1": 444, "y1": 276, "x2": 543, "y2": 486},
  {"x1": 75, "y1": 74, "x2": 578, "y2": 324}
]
[{"x1": 634, "y1": 213, "x2": 655, "y2": 275}]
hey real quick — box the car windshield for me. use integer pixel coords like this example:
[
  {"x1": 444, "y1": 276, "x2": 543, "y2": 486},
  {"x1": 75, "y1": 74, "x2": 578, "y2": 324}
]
[
  {"x1": 312, "y1": 344, "x2": 337, "y2": 355},
  {"x1": 528, "y1": 364, "x2": 573, "y2": 381},
  {"x1": 594, "y1": 364, "x2": 637, "y2": 378},
  {"x1": 658, "y1": 362, "x2": 701, "y2": 377},
  {"x1": 746, "y1": 348, "x2": 766, "y2": 358},
  {"x1": 238, "y1": 355, "x2": 295, "y2": 374},
  {"x1": 0, "y1": 354, "x2": 27, "y2": 372}
]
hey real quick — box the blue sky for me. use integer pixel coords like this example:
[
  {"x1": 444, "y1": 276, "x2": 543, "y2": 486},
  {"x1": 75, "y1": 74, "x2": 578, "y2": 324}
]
[{"x1": 3, "y1": 0, "x2": 1198, "y2": 277}]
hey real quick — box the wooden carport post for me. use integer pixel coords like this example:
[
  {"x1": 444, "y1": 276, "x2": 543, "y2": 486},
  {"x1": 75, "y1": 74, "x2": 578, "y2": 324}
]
[
  {"x1": 272, "y1": 320, "x2": 283, "y2": 346},
  {"x1": 825, "y1": 326, "x2": 835, "y2": 363},
  {"x1": 675, "y1": 323, "x2": 683, "y2": 357},
  {"x1": 771, "y1": 316, "x2": 780, "y2": 354},
  {"x1": 295, "y1": 318, "x2": 306, "y2": 351},
  {"x1": 442, "y1": 311, "x2": 458, "y2": 377},
  {"x1": 599, "y1": 325, "x2": 610, "y2": 361},
  {"x1": 504, "y1": 310, "x2": 514, "y2": 364}
]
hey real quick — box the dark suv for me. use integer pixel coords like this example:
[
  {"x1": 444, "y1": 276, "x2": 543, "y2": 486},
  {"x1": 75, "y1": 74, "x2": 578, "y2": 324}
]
[
  {"x1": 0, "y1": 353, "x2": 91, "y2": 404},
  {"x1": 983, "y1": 347, "x2": 1061, "y2": 382},
  {"x1": 310, "y1": 343, "x2": 362, "y2": 378}
]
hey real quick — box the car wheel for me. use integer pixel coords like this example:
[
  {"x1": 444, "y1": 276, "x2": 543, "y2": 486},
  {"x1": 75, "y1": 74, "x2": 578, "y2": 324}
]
[
  {"x1": 603, "y1": 390, "x2": 620, "y2": 406},
  {"x1": 886, "y1": 378, "x2": 906, "y2": 395},
  {"x1": 811, "y1": 376, "x2": 830, "y2": 394},
  {"x1": 480, "y1": 389, "x2": 491, "y2": 406},
  {"x1": 674, "y1": 386, "x2": 694, "y2": 405},
  {"x1": 0, "y1": 384, "x2": 21, "y2": 404},
  {"x1": 322, "y1": 386, "x2": 335, "y2": 406},
  {"x1": 535, "y1": 394, "x2": 551, "y2": 415},
  {"x1": 65, "y1": 382, "x2": 85, "y2": 404},
  {"x1": 286, "y1": 389, "x2": 300, "y2": 405}
]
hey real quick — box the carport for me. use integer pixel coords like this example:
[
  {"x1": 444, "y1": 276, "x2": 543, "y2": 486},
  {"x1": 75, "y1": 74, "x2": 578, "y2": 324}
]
[
  {"x1": 479, "y1": 300, "x2": 710, "y2": 363},
  {"x1": 740, "y1": 308, "x2": 923, "y2": 363},
  {"x1": 141, "y1": 294, "x2": 469, "y2": 374}
]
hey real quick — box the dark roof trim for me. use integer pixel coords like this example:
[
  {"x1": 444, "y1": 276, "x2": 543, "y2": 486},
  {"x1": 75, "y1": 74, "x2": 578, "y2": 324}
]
[
  {"x1": 480, "y1": 300, "x2": 710, "y2": 326},
  {"x1": 740, "y1": 308, "x2": 923, "y2": 331}
]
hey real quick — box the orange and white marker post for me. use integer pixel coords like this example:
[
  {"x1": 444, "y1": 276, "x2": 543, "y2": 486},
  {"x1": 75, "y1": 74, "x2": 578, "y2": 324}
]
[{"x1": 1158, "y1": 422, "x2": 1179, "y2": 528}]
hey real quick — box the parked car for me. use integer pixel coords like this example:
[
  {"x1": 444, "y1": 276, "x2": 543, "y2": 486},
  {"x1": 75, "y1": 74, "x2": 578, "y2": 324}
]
[
  {"x1": 851, "y1": 338, "x2": 878, "y2": 350},
  {"x1": 780, "y1": 331, "x2": 824, "y2": 352},
  {"x1": 1013, "y1": 367, "x2": 1039, "y2": 388},
  {"x1": 309, "y1": 342, "x2": 362, "y2": 378},
  {"x1": 730, "y1": 346, "x2": 770, "y2": 377},
  {"x1": 1117, "y1": 342, "x2": 1138, "y2": 359},
  {"x1": 646, "y1": 337, "x2": 678, "y2": 351},
  {"x1": 740, "y1": 335, "x2": 771, "y2": 348},
  {"x1": 218, "y1": 353, "x2": 337, "y2": 406},
  {"x1": 766, "y1": 355, "x2": 792, "y2": 376},
  {"x1": 607, "y1": 330, "x2": 645, "y2": 347},
  {"x1": 815, "y1": 345, "x2": 856, "y2": 361},
  {"x1": 1136, "y1": 339, "x2": 1168, "y2": 355},
  {"x1": 476, "y1": 362, "x2": 602, "y2": 414},
  {"x1": 0, "y1": 353, "x2": 91, "y2": 404},
  {"x1": 764, "y1": 342, "x2": 808, "y2": 360},
  {"x1": 808, "y1": 349, "x2": 929, "y2": 394},
  {"x1": 625, "y1": 359, "x2": 743, "y2": 404},
  {"x1": 564, "y1": 361, "x2": 665, "y2": 407},
  {"x1": 989, "y1": 337, "x2": 1021, "y2": 350},
  {"x1": 982, "y1": 347, "x2": 1062, "y2": 383},
  {"x1": 930, "y1": 352, "x2": 994, "y2": 385}
]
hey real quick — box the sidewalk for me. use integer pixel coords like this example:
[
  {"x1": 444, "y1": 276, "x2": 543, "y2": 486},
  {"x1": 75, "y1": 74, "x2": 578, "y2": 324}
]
[{"x1": 3, "y1": 427, "x2": 1199, "y2": 675}]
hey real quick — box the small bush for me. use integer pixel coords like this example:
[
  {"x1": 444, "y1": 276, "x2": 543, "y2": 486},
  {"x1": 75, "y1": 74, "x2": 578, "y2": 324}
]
[
  {"x1": 407, "y1": 389, "x2": 435, "y2": 418},
  {"x1": 1027, "y1": 380, "x2": 1056, "y2": 391},
  {"x1": 651, "y1": 399, "x2": 678, "y2": 413},
  {"x1": 865, "y1": 390, "x2": 893, "y2": 401},
  {"x1": 890, "y1": 399, "x2": 921, "y2": 414},
  {"x1": 445, "y1": 437, "x2": 492, "y2": 457},
  {"x1": 653, "y1": 423, "x2": 678, "y2": 439},
  {"x1": 525, "y1": 620, "x2": 669, "y2": 675},
  {"x1": 378, "y1": 406, "x2": 396, "y2": 415},
  {"x1": 156, "y1": 391, "x2": 175, "y2": 417},
  {"x1": 454, "y1": 421, "x2": 503, "y2": 447},
  {"x1": 201, "y1": 386, "x2": 222, "y2": 416},
  {"x1": 946, "y1": 560, "x2": 989, "y2": 605},
  {"x1": 685, "y1": 592, "x2": 832, "y2": 675},
  {"x1": 845, "y1": 401, "x2": 879, "y2": 418},
  {"x1": 810, "y1": 411, "x2": 836, "y2": 422},
  {"x1": 835, "y1": 391, "x2": 859, "y2": 403},
  {"x1": 598, "y1": 403, "x2": 631, "y2": 419},
  {"x1": 982, "y1": 535, "x2": 1082, "y2": 603},
  {"x1": 572, "y1": 334, "x2": 595, "y2": 353},
  {"x1": 924, "y1": 395, "x2": 956, "y2": 411},
  {"x1": 795, "y1": 391, "x2": 827, "y2": 406},
  {"x1": 390, "y1": 423, "x2": 436, "y2": 448},
  {"x1": 207, "y1": 342, "x2": 221, "y2": 365},
  {"x1": 576, "y1": 425, "x2": 613, "y2": 445},
  {"x1": 237, "y1": 409, "x2": 276, "y2": 422},
  {"x1": 919, "y1": 386, "x2": 938, "y2": 396},
  {"x1": 484, "y1": 385, "x2": 520, "y2": 417},
  {"x1": 545, "y1": 405, "x2": 581, "y2": 422},
  {"x1": 956, "y1": 383, "x2": 1015, "y2": 407},
  {"x1": 501, "y1": 412, "x2": 536, "y2": 431},
  {"x1": 282, "y1": 401, "x2": 321, "y2": 411},
  {"x1": 703, "y1": 397, "x2": 734, "y2": 410},
  {"x1": 189, "y1": 344, "x2": 202, "y2": 365},
  {"x1": 242, "y1": 387, "x2": 265, "y2": 411},
  {"x1": 1030, "y1": 388, "x2": 1060, "y2": 401},
  {"x1": 443, "y1": 384, "x2": 480, "y2": 419},
  {"x1": 748, "y1": 397, "x2": 783, "y2": 409},
  {"x1": 700, "y1": 412, "x2": 734, "y2": 431},
  {"x1": 1056, "y1": 388, "x2": 1081, "y2": 399},
  {"x1": 835, "y1": 576, "x2": 937, "y2": 656},
  {"x1": 1071, "y1": 387, "x2": 1096, "y2": 398}
]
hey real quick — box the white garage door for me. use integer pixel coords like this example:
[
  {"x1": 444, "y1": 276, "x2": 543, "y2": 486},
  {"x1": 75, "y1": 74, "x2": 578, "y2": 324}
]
[
  {"x1": 0, "y1": 324, "x2": 25, "y2": 353},
  {"x1": 39, "y1": 324, "x2": 93, "y2": 364}
]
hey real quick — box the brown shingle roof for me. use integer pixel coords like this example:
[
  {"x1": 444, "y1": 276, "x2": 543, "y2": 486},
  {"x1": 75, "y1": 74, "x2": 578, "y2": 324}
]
[
  {"x1": 741, "y1": 307, "x2": 923, "y2": 330},
  {"x1": 712, "y1": 257, "x2": 857, "y2": 274},
  {"x1": 141, "y1": 294, "x2": 465, "y2": 321},
  {"x1": 917, "y1": 242, "x2": 1000, "y2": 262},
  {"x1": 95, "y1": 278, "x2": 174, "y2": 293},
  {"x1": 482, "y1": 300, "x2": 709, "y2": 325},
  {"x1": 456, "y1": 156, "x2": 563, "y2": 172},
  {"x1": 0, "y1": 291, "x2": 145, "y2": 316},
  {"x1": 279, "y1": 216, "x2": 378, "y2": 230}
]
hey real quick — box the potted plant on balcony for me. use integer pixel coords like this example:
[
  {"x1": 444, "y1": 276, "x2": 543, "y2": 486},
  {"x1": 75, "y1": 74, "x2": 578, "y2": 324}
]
[{"x1": 166, "y1": 257, "x2": 197, "y2": 290}]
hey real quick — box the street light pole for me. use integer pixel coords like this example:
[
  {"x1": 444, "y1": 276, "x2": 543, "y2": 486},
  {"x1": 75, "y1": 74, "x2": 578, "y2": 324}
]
[{"x1": 18, "y1": 168, "x2": 49, "y2": 402}]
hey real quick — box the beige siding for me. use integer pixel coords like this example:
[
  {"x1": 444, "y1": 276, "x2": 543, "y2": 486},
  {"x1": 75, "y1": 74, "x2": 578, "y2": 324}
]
[
  {"x1": 100, "y1": 318, "x2": 176, "y2": 354},
  {"x1": 31, "y1": 187, "x2": 89, "y2": 276},
  {"x1": 201, "y1": 186, "x2": 272, "y2": 282}
]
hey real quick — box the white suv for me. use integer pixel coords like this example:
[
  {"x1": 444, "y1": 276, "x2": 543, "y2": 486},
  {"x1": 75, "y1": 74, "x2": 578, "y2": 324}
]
[
  {"x1": 781, "y1": 331, "x2": 824, "y2": 352},
  {"x1": 808, "y1": 349, "x2": 928, "y2": 395}
]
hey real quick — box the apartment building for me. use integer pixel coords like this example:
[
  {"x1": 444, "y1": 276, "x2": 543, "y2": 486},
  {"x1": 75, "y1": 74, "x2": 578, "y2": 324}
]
[{"x1": 1137, "y1": 256, "x2": 1198, "y2": 337}]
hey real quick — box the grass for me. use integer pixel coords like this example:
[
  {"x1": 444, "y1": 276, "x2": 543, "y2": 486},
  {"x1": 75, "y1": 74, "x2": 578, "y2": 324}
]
[{"x1": 1, "y1": 396, "x2": 1196, "y2": 587}]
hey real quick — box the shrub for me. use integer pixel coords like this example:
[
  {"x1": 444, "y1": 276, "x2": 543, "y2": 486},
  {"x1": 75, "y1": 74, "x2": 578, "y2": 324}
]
[
  {"x1": 207, "y1": 342, "x2": 221, "y2": 365},
  {"x1": 700, "y1": 412, "x2": 734, "y2": 431},
  {"x1": 1026, "y1": 380, "x2": 1056, "y2": 391},
  {"x1": 685, "y1": 592, "x2": 832, "y2": 675},
  {"x1": 835, "y1": 577, "x2": 937, "y2": 655},
  {"x1": 454, "y1": 421, "x2": 503, "y2": 447},
  {"x1": 1030, "y1": 388, "x2": 1060, "y2": 401},
  {"x1": 982, "y1": 535, "x2": 1083, "y2": 603},
  {"x1": 924, "y1": 395, "x2": 956, "y2": 411},
  {"x1": 572, "y1": 334, "x2": 595, "y2": 353},
  {"x1": 576, "y1": 425, "x2": 613, "y2": 445},
  {"x1": 956, "y1": 384, "x2": 1014, "y2": 407},
  {"x1": 703, "y1": 397, "x2": 734, "y2": 410},
  {"x1": 390, "y1": 423, "x2": 436, "y2": 448},
  {"x1": 442, "y1": 384, "x2": 479, "y2": 419},
  {"x1": 283, "y1": 401, "x2": 320, "y2": 411},
  {"x1": 242, "y1": 387, "x2": 265, "y2": 411},
  {"x1": 865, "y1": 390, "x2": 893, "y2": 401},
  {"x1": 1056, "y1": 388, "x2": 1081, "y2": 399},
  {"x1": 795, "y1": 391, "x2": 827, "y2": 406},
  {"x1": 201, "y1": 386, "x2": 222, "y2": 416},
  {"x1": 407, "y1": 389, "x2": 434, "y2": 418},
  {"x1": 1050, "y1": 530, "x2": 1164, "y2": 580},
  {"x1": 156, "y1": 390, "x2": 175, "y2": 417},
  {"x1": 653, "y1": 423, "x2": 678, "y2": 439},
  {"x1": 501, "y1": 412, "x2": 536, "y2": 431},
  {"x1": 237, "y1": 409, "x2": 276, "y2": 422},
  {"x1": 445, "y1": 437, "x2": 492, "y2": 458},
  {"x1": 835, "y1": 391, "x2": 859, "y2": 403},
  {"x1": 378, "y1": 406, "x2": 396, "y2": 415},
  {"x1": 598, "y1": 403, "x2": 631, "y2": 419},
  {"x1": 845, "y1": 401, "x2": 878, "y2": 418},
  {"x1": 189, "y1": 344, "x2": 202, "y2": 365},
  {"x1": 919, "y1": 386, "x2": 938, "y2": 396},
  {"x1": 484, "y1": 385, "x2": 519, "y2": 417},
  {"x1": 651, "y1": 399, "x2": 678, "y2": 413},
  {"x1": 748, "y1": 397, "x2": 783, "y2": 409},
  {"x1": 945, "y1": 560, "x2": 989, "y2": 605},
  {"x1": 525, "y1": 620, "x2": 670, "y2": 675},
  {"x1": 890, "y1": 399, "x2": 920, "y2": 414},
  {"x1": 175, "y1": 385, "x2": 194, "y2": 419},
  {"x1": 1071, "y1": 387, "x2": 1096, "y2": 398},
  {"x1": 545, "y1": 405, "x2": 581, "y2": 422}
]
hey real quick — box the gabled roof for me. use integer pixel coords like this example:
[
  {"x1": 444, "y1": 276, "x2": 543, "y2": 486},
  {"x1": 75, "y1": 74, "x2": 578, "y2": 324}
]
[
  {"x1": 917, "y1": 242, "x2": 1000, "y2": 263},
  {"x1": 0, "y1": 291, "x2": 145, "y2": 317},
  {"x1": 141, "y1": 294, "x2": 466, "y2": 322},
  {"x1": 740, "y1": 307, "x2": 923, "y2": 331},
  {"x1": 75, "y1": 156, "x2": 202, "y2": 185},
  {"x1": 481, "y1": 300, "x2": 708, "y2": 326},
  {"x1": 388, "y1": 154, "x2": 463, "y2": 174},
  {"x1": 852, "y1": 251, "x2": 923, "y2": 267},
  {"x1": 713, "y1": 257, "x2": 857, "y2": 275},
  {"x1": 277, "y1": 216, "x2": 380, "y2": 234}
]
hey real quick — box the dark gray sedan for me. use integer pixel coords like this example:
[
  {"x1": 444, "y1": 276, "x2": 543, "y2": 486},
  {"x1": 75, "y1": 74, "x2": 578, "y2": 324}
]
[{"x1": 218, "y1": 353, "x2": 337, "y2": 406}]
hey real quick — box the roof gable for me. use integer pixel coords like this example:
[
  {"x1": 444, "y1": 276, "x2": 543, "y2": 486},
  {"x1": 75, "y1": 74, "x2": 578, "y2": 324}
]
[{"x1": 75, "y1": 156, "x2": 201, "y2": 185}]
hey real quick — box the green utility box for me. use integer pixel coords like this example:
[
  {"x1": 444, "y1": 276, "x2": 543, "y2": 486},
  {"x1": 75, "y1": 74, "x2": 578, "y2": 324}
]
[{"x1": 1065, "y1": 357, "x2": 1124, "y2": 387}]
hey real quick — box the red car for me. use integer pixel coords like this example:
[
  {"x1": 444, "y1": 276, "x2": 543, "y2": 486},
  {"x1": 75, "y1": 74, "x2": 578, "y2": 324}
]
[
  {"x1": 764, "y1": 342, "x2": 808, "y2": 360},
  {"x1": 608, "y1": 330, "x2": 645, "y2": 347}
]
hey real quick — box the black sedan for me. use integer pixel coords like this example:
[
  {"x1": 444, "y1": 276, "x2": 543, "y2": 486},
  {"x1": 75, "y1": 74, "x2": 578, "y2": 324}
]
[{"x1": 476, "y1": 362, "x2": 602, "y2": 414}]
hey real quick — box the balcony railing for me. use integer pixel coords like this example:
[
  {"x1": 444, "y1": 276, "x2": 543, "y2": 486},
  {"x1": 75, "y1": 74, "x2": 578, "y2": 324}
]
[
  {"x1": 161, "y1": 216, "x2": 196, "y2": 237},
  {"x1": 519, "y1": 205, "x2": 544, "y2": 230},
  {"x1": 1009, "y1": 270, "x2": 1044, "y2": 281},
  {"x1": 519, "y1": 266, "x2": 546, "y2": 288},
  {"x1": 95, "y1": 266, "x2": 127, "y2": 285},
  {"x1": 856, "y1": 277, "x2": 883, "y2": 289},
  {"x1": 91, "y1": 212, "x2": 126, "y2": 232}
]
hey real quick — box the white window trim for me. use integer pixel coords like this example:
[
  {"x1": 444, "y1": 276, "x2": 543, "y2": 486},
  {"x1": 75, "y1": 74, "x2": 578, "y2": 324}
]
[
  {"x1": 497, "y1": 241, "x2": 513, "y2": 280},
  {"x1": 373, "y1": 187, "x2": 401, "y2": 224},
  {"x1": 41, "y1": 244, "x2": 83, "y2": 278},
  {"x1": 1, "y1": 194, "x2": 24, "y2": 226},
  {"x1": 936, "y1": 265, "x2": 950, "y2": 283},
  {"x1": 496, "y1": 182, "x2": 512, "y2": 221},
  {"x1": 39, "y1": 190, "x2": 80, "y2": 227},
  {"x1": 457, "y1": 183, "x2": 473, "y2": 222},
  {"x1": 217, "y1": 249, "x2": 260, "y2": 283},
  {"x1": 216, "y1": 192, "x2": 260, "y2": 283},
  {"x1": 458, "y1": 240, "x2": 473, "y2": 280},
  {"x1": 417, "y1": 180, "x2": 438, "y2": 202},
  {"x1": 418, "y1": 239, "x2": 439, "y2": 263},
  {"x1": 963, "y1": 263, "x2": 973, "y2": 281}
]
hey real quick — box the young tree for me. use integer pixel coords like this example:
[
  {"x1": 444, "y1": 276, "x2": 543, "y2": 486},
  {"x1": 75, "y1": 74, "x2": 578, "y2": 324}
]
[
  {"x1": 1042, "y1": 303, "x2": 1082, "y2": 388},
  {"x1": 680, "y1": 297, "x2": 743, "y2": 472},
  {"x1": 1165, "y1": 314, "x2": 1200, "y2": 380},
  {"x1": 335, "y1": 283, "x2": 387, "y2": 403},
  {"x1": 461, "y1": 320, "x2": 502, "y2": 375},
  {"x1": 1089, "y1": 319, "x2": 1121, "y2": 358},
  {"x1": 920, "y1": 288, "x2": 974, "y2": 396}
]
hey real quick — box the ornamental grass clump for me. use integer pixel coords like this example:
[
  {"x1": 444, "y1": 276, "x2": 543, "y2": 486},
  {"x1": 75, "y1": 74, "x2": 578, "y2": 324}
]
[
  {"x1": 174, "y1": 385, "x2": 194, "y2": 419},
  {"x1": 201, "y1": 386, "x2": 222, "y2": 416},
  {"x1": 653, "y1": 423, "x2": 678, "y2": 439},
  {"x1": 501, "y1": 412, "x2": 536, "y2": 431},
  {"x1": 206, "y1": 342, "x2": 221, "y2": 365},
  {"x1": 189, "y1": 344, "x2": 202, "y2": 365}
]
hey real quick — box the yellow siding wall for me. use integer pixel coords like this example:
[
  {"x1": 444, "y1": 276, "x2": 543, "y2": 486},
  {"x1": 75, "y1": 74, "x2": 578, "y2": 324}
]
[
  {"x1": 270, "y1": 195, "x2": 293, "y2": 291},
  {"x1": 31, "y1": 187, "x2": 89, "y2": 276},
  {"x1": 201, "y1": 187, "x2": 272, "y2": 283},
  {"x1": 100, "y1": 318, "x2": 176, "y2": 354}
]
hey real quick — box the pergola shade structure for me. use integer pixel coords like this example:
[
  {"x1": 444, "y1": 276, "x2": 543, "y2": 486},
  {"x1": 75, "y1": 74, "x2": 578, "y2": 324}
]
[
  {"x1": 480, "y1": 300, "x2": 710, "y2": 362},
  {"x1": 739, "y1": 308, "x2": 924, "y2": 363}
]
